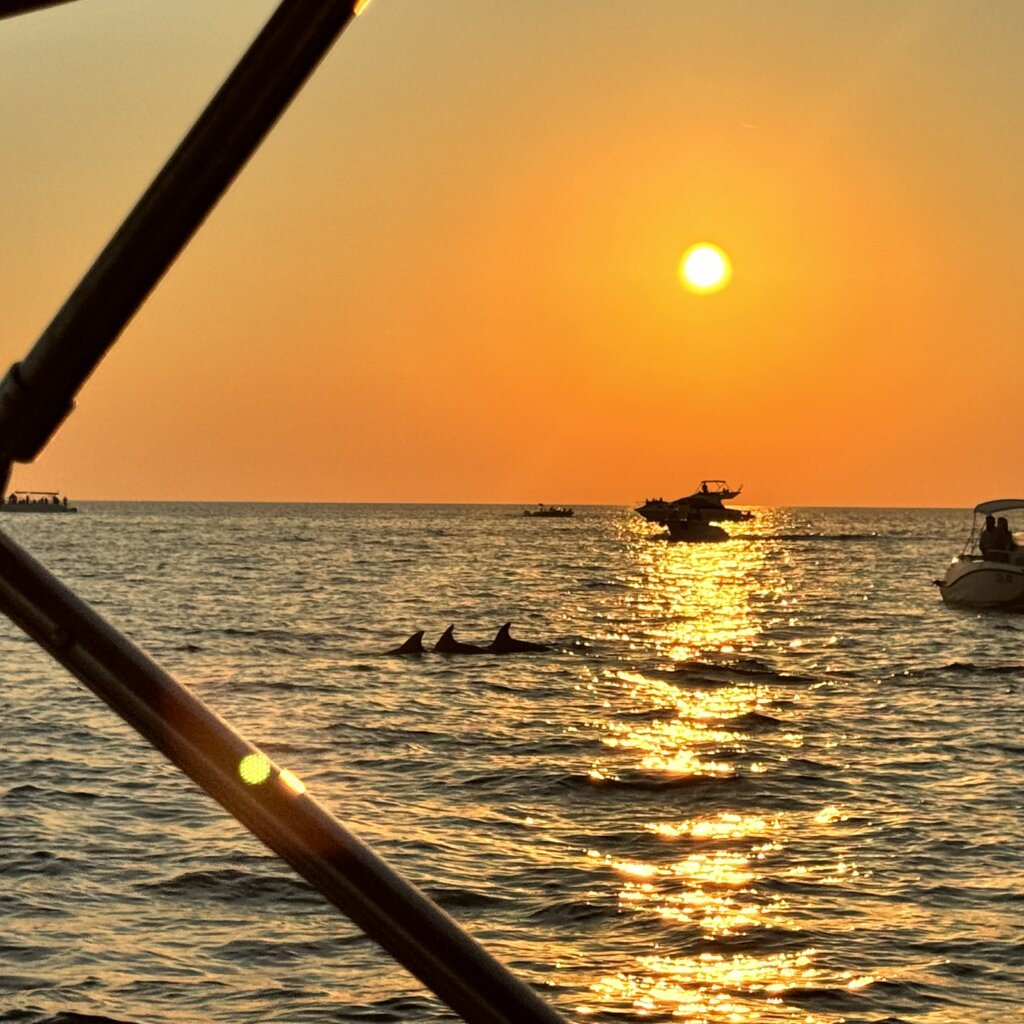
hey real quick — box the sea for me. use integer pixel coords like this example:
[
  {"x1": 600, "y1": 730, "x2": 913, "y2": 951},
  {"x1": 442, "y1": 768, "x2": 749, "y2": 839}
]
[{"x1": 1, "y1": 503, "x2": 1022, "y2": 1024}]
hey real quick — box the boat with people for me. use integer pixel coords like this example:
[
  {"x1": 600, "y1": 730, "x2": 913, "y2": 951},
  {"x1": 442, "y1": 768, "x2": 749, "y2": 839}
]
[
  {"x1": 936, "y1": 498, "x2": 1024, "y2": 611},
  {"x1": 635, "y1": 479, "x2": 750, "y2": 525},
  {"x1": 523, "y1": 504, "x2": 574, "y2": 518},
  {"x1": 2, "y1": 490, "x2": 78, "y2": 513}
]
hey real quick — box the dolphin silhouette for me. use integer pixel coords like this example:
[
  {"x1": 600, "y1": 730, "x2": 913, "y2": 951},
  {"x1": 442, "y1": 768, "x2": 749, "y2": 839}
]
[
  {"x1": 387, "y1": 630, "x2": 425, "y2": 655},
  {"x1": 488, "y1": 622, "x2": 551, "y2": 654},
  {"x1": 433, "y1": 625, "x2": 486, "y2": 654}
]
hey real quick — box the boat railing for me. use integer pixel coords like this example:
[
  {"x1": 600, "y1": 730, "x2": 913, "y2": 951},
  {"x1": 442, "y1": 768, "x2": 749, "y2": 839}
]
[{"x1": 0, "y1": 4, "x2": 566, "y2": 1022}]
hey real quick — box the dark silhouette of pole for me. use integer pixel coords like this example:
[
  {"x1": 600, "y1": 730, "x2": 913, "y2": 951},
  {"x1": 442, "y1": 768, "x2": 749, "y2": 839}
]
[
  {"x1": 0, "y1": 530, "x2": 567, "y2": 1024},
  {"x1": 0, "y1": 3, "x2": 570, "y2": 1020},
  {"x1": 0, "y1": 1, "x2": 77, "y2": 18},
  {"x1": 0, "y1": 0, "x2": 354, "y2": 492}
]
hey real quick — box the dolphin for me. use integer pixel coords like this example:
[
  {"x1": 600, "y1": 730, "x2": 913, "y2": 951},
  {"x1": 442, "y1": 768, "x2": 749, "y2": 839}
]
[
  {"x1": 387, "y1": 630, "x2": 425, "y2": 655},
  {"x1": 433, "y1": 625, "x2": 487, "y2": 654},
  {"x1": 488, "y1": 622, "x2": 551, "y2": 654}
]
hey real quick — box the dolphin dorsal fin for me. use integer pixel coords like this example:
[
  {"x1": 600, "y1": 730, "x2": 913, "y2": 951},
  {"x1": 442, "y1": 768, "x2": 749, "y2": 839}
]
[{"x1": 389, "y1": 630, "x2": 425, "y2": 654}]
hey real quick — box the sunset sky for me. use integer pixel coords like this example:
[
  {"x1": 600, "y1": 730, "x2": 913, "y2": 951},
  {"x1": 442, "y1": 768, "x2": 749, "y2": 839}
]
[{"x1": 2, "y1": 1, "x2": 1021, "y2": 506}]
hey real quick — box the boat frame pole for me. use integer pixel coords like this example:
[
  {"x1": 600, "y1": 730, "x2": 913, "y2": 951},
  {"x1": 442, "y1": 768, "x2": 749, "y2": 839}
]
[
  {"x1": 0, "y1": 0, "x2": 354, "y2": 494},
  {"x1": 0, "y1": 529, "x2": 565, "y2": 1024},
  {"x1": 0, "y1": 1, "x2": 79, "y2": 19},
  {"x1": 0, "y1": 2, "x2": 568, "y2": 1020}
]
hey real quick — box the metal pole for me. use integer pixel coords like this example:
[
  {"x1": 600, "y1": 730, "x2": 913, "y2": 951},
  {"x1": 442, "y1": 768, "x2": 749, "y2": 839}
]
[
  {"x1": 0, "y1": 0, "x2": 77, "y2": 18},
  {"x1": 0, "y1": 527, "x2": 568, "y2": 1024},
  {"x1": 0, "y1": 0, "x2": 357, "y2": 493},
  {"x1": 0, "y1": 3, "x2": 569, "y2": 1016}
]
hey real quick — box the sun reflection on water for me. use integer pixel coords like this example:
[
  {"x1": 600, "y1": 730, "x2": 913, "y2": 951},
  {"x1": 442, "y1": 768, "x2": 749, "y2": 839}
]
[
  {"x1": 581, "y1": 948, "x2": 875, "y2": 1022},
  {"x1": 587, "y1": 671, "x2": 793, "y2": 782},
  {"x1": 619, "y1": 513, "x2": 791, "y2": 662},
  {"x1": 574, "y1": 515, "x2": 872, "y2": 1020}
]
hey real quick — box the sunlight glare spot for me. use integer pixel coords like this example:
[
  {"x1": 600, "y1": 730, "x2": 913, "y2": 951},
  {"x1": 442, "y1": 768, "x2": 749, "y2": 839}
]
[
  {"x1": 279, "y1": 768, "x2": 307, "y2": 795},
  {"x1": 238, "y1": 752, "x2": 272, "y2": 786},
  {"x1": 815, "y1": 805, "x2": 846, "y2": 824}
]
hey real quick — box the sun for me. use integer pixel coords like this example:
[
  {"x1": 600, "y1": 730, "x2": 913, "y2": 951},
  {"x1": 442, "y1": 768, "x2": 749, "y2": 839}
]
[{"x1": 679, "y1": 243, "x2": 732, "y2": 294}]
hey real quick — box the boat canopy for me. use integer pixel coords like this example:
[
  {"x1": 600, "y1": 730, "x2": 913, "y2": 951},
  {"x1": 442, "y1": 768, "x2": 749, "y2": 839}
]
[{"x1": 974, "y1": 498, "x2": 1024, "y2": 515}]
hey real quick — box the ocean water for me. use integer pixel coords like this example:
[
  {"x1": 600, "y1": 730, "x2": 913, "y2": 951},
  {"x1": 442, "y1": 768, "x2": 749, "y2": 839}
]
[{"x1": 1, "y1": 503, "x2": 1022, "y2": 1024}]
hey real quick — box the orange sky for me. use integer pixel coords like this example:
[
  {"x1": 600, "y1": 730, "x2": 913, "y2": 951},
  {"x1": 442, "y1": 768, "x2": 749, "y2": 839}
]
[{"x1": 2, "y1": 1, "x2": 1021, "y2": 506}]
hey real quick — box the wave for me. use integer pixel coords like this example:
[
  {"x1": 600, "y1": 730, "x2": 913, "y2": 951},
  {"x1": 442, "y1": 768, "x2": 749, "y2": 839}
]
[
  {"x1": 217, "y1": 626, "x2": 337, "y2": 645},
  {"x1": 421, "y1": 885, "x2": 513, "y2": 911},
  {"x1": 560, "y1": 769, "x2": 740, "y2": 792},
  {"x1": 213, "y1": 934, "x2": 370, "y2": 962},
  {"x1": 747, "y1": 532, "x2": 882, "y2": 542},
  {"x1": 138, "y1": 867, "x2": 321, "y2": 907},
  {"x1": 667, "y1": 656, "x2": 822, "y2": 686},
  {"x1": 524, "y1": 896, "x2": 614, "y2": 924},
  {"x1": 7, "y1": 1014, "x2": 141, "y2": 1024},
  {"x1": 887, "y1": 661, "x2": 1024, "y2": 681},
  {"x1": 730, "y1": 710, "x2": 785, "y2": 729},
  {"x1": 0, "y1": 850, "x2": 79, "y2": 880}
]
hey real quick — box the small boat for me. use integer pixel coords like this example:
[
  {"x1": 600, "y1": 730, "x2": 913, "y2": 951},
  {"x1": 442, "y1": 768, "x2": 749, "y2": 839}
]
[
  {"x1": 2, "y1": 490, "x2": 78, "y2": 513},
  {"x1": 936, "y1": 498, "x2": 1024, "y2": 611},
  {"x1": 666, "y1": 513, "x2": 729, "y2": 543},
  {"x1": 523, "y1": 504, "x2": 574, "y2": 518},
  {"x1": 636, "y1": 479, "x2": 748, "y2": 525}
]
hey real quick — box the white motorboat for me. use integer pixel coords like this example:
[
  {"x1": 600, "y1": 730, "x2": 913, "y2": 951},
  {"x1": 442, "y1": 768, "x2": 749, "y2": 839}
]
[{"x1": 937, "y1": 498, "x2": 1024, "y2": 611}]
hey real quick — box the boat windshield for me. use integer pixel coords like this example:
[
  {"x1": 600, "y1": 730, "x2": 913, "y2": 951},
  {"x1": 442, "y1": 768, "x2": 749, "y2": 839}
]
[{"x1": 698, "y1": 480, "x2": 732, "y2": 494}]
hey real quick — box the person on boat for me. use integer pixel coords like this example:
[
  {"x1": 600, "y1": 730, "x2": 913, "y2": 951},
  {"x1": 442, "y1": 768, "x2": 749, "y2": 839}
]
[
  {"x1": 979, "y1": 515, "x2": 997, "y2": 558},
  {"x1": 992, "y1": 517, "x2": 1017, "y2": 558}
]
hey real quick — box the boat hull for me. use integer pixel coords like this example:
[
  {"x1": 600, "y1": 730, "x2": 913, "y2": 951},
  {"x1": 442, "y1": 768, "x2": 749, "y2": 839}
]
[
  {"x1": 1, "y1": 505, "x2": 77, "y2": 514},
  {"x1": 666, "y1": 518, "x2": 728, "y2": 543},
  {"x1": 635, "y1": 500, "x2": 750, "y2": 525},
  {"x1": 939, "y1": 558, "x2": 1024, "y2": 611}
]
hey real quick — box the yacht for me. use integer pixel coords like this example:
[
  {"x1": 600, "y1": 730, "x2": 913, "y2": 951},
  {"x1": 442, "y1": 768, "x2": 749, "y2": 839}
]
[
  {"x1": 635, "y1": 479, "x2": 749, "y2": 525},
  {"x1": 936, "y1": 498, "x2": 1024, "y2": 611}
]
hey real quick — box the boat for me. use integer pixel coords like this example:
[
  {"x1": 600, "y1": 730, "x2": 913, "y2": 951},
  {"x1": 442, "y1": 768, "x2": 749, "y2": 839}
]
[
  {"x1": 2, "y1": 490, "x2": 78, "y2": 513},
  {"x1": 523, "y1": 504, "x2": 574, "y2": 518},
  {"x1": 635, "y1": 479, "x2": 749, "y2": 525},
  {"x1": 666, "y1": 513, "x2": 728, "y2": 543},
  {"x1": 936, "y1": 498, "x2": 1024, "y2": 611}
]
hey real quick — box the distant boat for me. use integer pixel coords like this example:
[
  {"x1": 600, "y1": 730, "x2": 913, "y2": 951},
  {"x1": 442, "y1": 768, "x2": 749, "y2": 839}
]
[
  {"x1": 523, "y1": 504, "x2": 574, "y2": 518},
  {"x1": 635, "y1": 479, "x2": 748, "y2": 525},
  {"x1": 2, "y1": 490, "x2": 78, "y2": 513},
  {"x1": 935, "y1": 498, "x2": 1024, "y2": 611}
]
